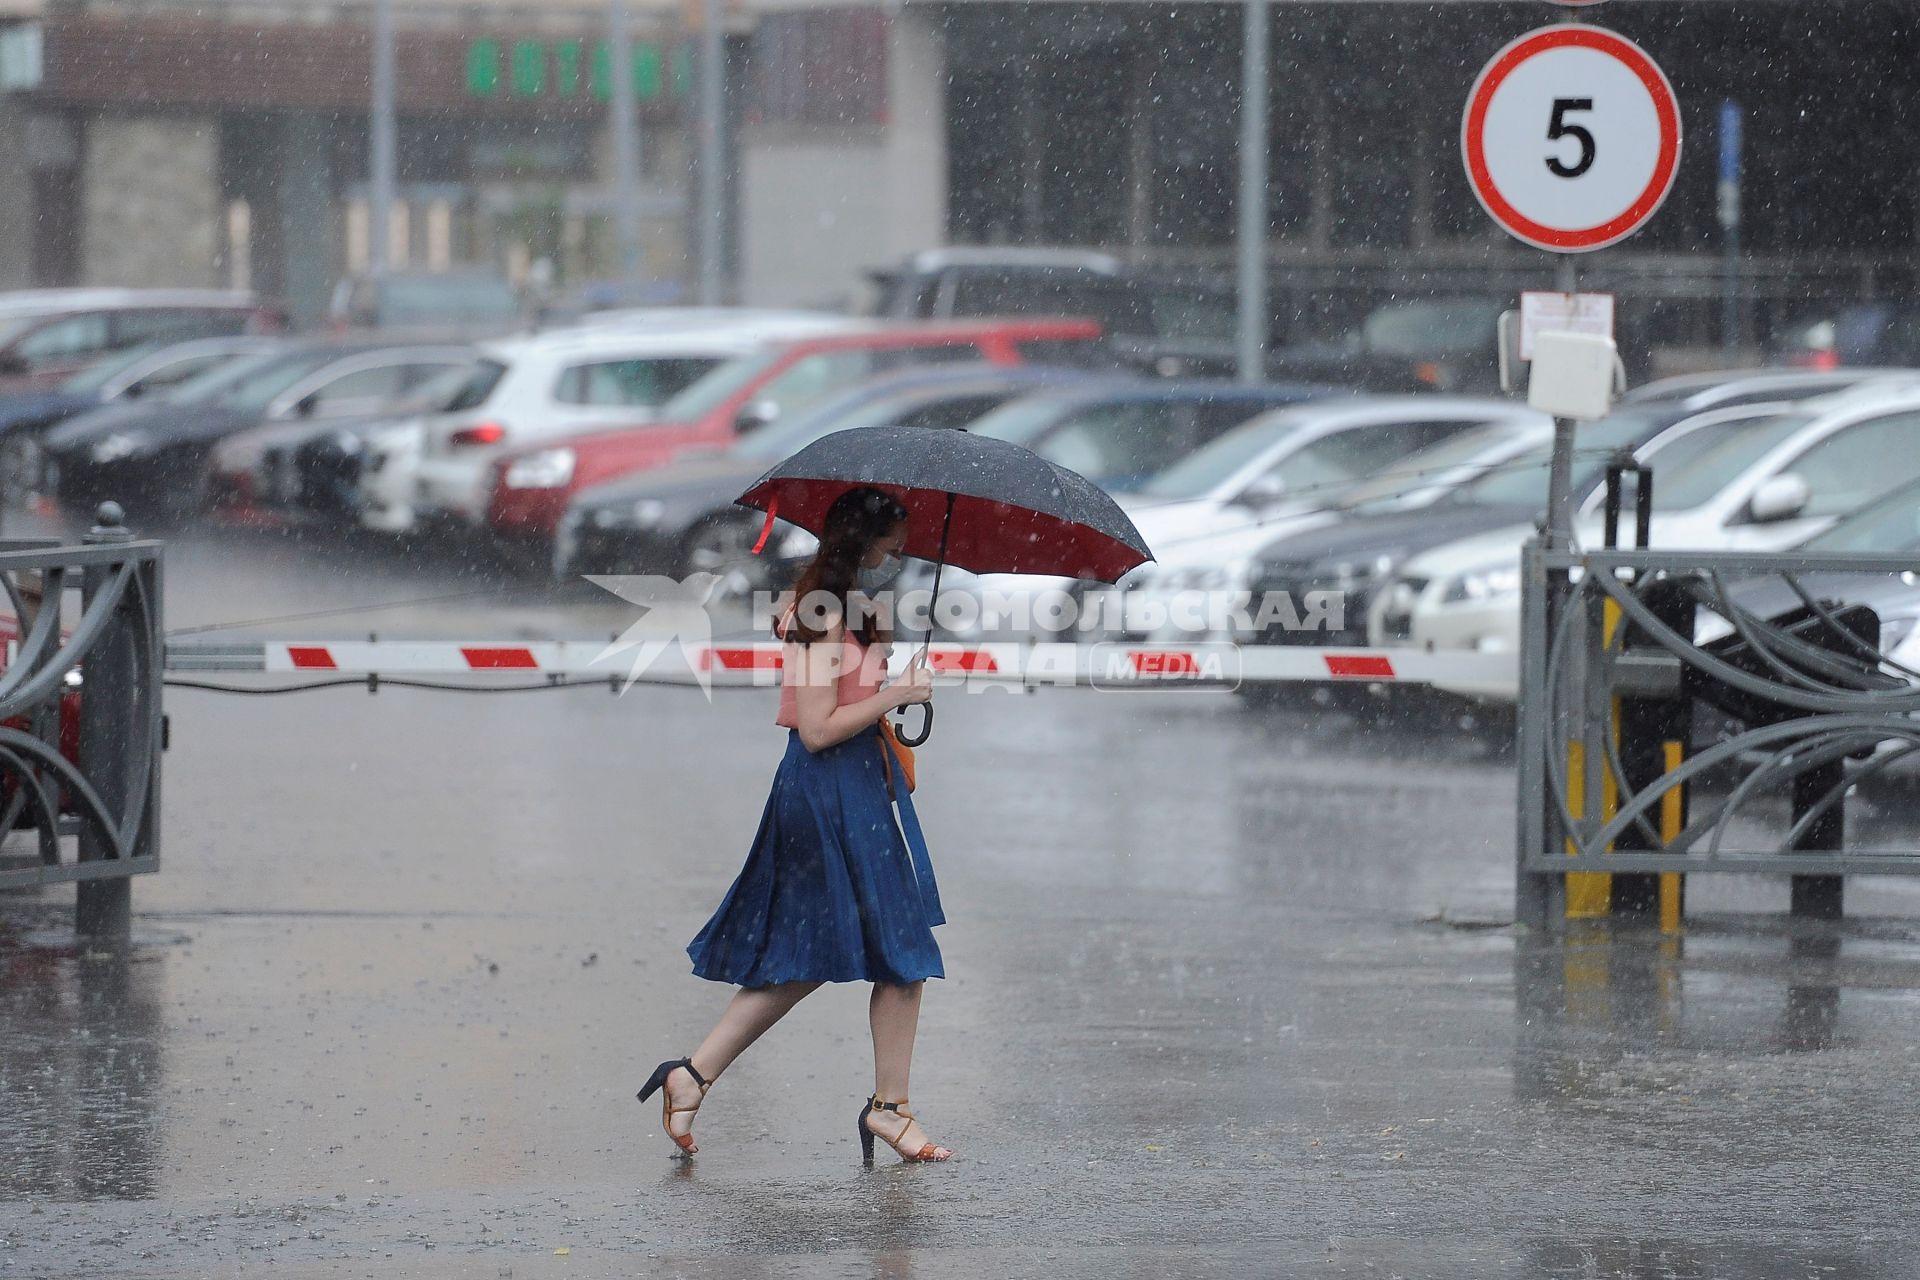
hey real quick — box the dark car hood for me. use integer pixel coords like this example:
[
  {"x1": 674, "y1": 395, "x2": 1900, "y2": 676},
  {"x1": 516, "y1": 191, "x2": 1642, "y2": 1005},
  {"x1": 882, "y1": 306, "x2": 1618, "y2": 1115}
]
[
  {"x1": 574, "y1": 454, "x2": 767, "y2": 517},
  {"x1": 1252, "y1": 501, "x2": 1538, "y2": 575},
  {"x1": 46, "y1": 397, "x2": 241, "y2": 452},
  {"x1": 1720, "y1": 571, "x2": 1920, "y2": 626},
  {"x1": 44, "y1": 399, "x2": 258, "y2": 455},
  {"x1": 0, "y1": 391, "x2": 96, "y2": 435}
]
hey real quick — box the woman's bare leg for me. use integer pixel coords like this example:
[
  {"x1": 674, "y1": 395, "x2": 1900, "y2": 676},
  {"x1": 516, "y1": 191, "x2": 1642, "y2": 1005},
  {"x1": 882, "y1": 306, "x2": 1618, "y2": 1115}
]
[
  {"x1": 663, "y1": 981, "x2": 819, "y2": 1151},
  {"x1": 866, "y1": 981, "x2": 950, "y2": 1159}
]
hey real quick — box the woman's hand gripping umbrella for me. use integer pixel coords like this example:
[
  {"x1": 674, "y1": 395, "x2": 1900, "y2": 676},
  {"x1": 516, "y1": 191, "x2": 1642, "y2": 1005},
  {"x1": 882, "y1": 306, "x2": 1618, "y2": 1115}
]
[{"x1": 734, "y1": 424, "x2": 1154, "y2": 744}]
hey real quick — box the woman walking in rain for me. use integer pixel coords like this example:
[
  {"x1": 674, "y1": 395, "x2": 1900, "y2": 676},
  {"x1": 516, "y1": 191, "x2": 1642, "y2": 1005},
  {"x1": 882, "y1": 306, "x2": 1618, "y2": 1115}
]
[{"x1": 638, "y1": 486, "x2": 953, "y2": 1164}]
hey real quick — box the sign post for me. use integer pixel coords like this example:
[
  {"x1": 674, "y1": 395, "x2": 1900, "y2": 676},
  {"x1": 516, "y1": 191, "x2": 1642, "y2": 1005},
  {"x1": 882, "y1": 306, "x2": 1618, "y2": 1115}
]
[
  {"x1": 1468, "y1": 19, "x2": 1682, "y2": 932},
  {"x1": 1462, "y1": 21, "x2": 1680, "y2": 549},
  {"x1": 1719, "y1": 99, "x2": 1745, "y2": 355}
]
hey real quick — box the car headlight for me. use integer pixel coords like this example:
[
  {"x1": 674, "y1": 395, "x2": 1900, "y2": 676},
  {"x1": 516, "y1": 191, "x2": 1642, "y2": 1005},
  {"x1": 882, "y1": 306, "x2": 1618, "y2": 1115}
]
[
  {"x1": 779, "y1": 525, "x2": 818, "y2": 559},
  {"x1": 502, "y1": 448, "x2": 576, "y2": 490},
  {"x1": 90, "y1": 433, "x2": 144, "y2": 463},
  {"x1": 1879, "y1": 614, "x2": 1918, "y2": 657},
  {"x1": 1167, "y1": 561, "x2": 1252, "y2": 591},
  {"x1": 1331, "y1": 553, "x2": 1396, "y2": 588},
  {"x1": 1442, "y1": 562, "x2": 1523, "y2": 605}
]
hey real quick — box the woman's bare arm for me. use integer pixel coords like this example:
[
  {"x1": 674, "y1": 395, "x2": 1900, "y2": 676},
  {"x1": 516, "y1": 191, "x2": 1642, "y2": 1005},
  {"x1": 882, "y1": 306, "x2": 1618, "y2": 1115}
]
[{"x1": 791, "y1": 620, "x2": 931, "y2": 753}]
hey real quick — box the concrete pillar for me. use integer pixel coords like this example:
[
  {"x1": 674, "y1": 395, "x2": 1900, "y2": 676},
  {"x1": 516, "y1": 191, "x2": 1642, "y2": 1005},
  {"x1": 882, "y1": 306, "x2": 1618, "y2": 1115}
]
[
  {"x1": 0, "y1": 101, "x2": 34, "y2": 288},
  {"x1": 1306, "y1": 73, "x2": 1333, "y2": 252},
  {"x1": 1016, "y1": 46, "x2": 1046, "y2": 241},
  {"x1": 1125, "y1": 46, "x2": 1157, "y2": 249},
  {"x1": 879, "y1": 10, "x2": 947, "y2": 262},
  {"x1": 80, "y1": 115, "x2": 221, "y2": 288},
  {"x1": 277, "y1": 113, "x2": 338, "y2": 329}
]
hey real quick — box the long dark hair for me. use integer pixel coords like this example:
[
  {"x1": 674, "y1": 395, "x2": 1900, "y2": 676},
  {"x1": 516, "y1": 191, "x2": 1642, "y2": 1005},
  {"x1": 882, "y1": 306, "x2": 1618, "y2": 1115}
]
[{"x1": 781, "y1": 486, "x2": 908, "y2": 647}]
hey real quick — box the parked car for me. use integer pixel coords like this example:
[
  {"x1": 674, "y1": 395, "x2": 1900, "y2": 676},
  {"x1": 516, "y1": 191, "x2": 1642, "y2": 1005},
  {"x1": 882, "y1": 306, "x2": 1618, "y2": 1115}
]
[
  {"x1": 0, "y1": 336, "x2": 282, "y2": 500},
  {"x1": 0, "y1": 289, "x2": 283, "y2": 393},
  {"x1": 1771, "y1": 303, "x2": 1920, "y2": 370},
  {"x1": 482, "y1": 318, "x2": 1108, "y2": 554},
  {"x1": 959, "y1": 379, "x2": 1337, "y2": 495},
  {"x1": 1621, "y1": 366, "x2": 1909, "y2": 410},
  {"x1": 871, "y1": 247, "x2": 1150, "y2": 335},
  {"x1": 1242, "y1": 369, "x2": 1920, "y2": 661},
  {"x1": 368, "y1": 313, "x2": 858, "y2": 535},
  {"x1": 1702, "y1": 475, "x2": 1920, "y2": 664},
  {"x1": 42, "y1": 342, "x2": 476, "y2": 520},
  {"x1": 1106, "y1": 404, "x2": 1553, "y2": 643},
  {"x1": 206, "y1": 359, "x2": 488, "y2": 526},
  {"x1": 871, "y1": 248, "x2": 1435, "y2": 389},
  {"x1": 553, "y1": 363, "x2": 1105, "y2": 587},
  {"x1": 1381, "y1": 380, "x2": 1920, "y2": 700},
  {"x1": 896, "y1": 380, "x2": 1378, "y2": 639},
  {"x1": 328, "y1": 271, "x2": 523, "y2": 337}
]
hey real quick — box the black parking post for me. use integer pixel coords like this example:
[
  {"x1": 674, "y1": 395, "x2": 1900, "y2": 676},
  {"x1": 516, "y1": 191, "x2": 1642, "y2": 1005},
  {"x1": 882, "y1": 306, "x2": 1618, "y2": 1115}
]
[
  {"x1": 1786, "y1": 607, "x2": 1873, "y2": 921},
  {"x1": 1612, "y1": 577, "x2": 1693, "y2": 920},
  {"x1": 75, "y1": 501, "x2": 139, "y2": 941}
]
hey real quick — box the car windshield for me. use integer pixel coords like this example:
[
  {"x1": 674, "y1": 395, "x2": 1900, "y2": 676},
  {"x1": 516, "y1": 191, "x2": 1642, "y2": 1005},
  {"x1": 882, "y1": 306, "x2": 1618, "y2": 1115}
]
[
  {"x1": 1148, "y1": 286, "x2": 1237, "y2": 343},
  {"x1": 1137, "y1": 415, "x2": 1294, "y2": 499},
  {"x1": 947, "y1": 269, "x2": 1150, "y2": 336},
  {"x1": 157, "y1": 350, "x2": 289, "y2": 404},
  {"x1": 206, "y1": 349, "x2": 351, "y2": 414},
  {"x1": 1255, "y1": 431, "x2": 1423, "y2": 501},
  {"x1": 440, "y1": 359, "x2": 507, "y2": 413},
  {"x1": 1441, "y1": 409, "x2": 1666, "y2": 508},
  {"x1": 1643, "y1": 412, "x2": 1812, "y2": 511},
  {"x1": 1801, "y1": 477, "x2": 1920, "y2": 553},
  {"x1": 658, "y1": 350, "x2": 781, "y2": 423},
  {"x1": 1354, "y1": 298, "x2": 1507, "y2": 356},
  {"x1": 407, "y1": 361, "x2": 489, "y2": 412},
  {"x1": 0, "y1": 311, "x2": 61, "y2": 348},
  {"x1": 1336, "y1": 422, "x2": 1527, "y2": 507},
  {"x1": 735, "y1": 388, "x2": 934, "y2": 461},
  {"x1": 965, "y1": 395, "x2": 1078, "y2": 446},
  {"x1": 58, "y1": 344, "x2": 168, "y2": 395},
  {"x1": 379, "y1": 277, "x2": 520, "y2": 327}
]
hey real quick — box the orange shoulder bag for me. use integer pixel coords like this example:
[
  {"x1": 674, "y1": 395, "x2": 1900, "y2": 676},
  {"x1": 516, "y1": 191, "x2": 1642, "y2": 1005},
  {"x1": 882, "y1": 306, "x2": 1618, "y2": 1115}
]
[{"x1": 878, "y1": 717, "x2": 917, "y2": 794}]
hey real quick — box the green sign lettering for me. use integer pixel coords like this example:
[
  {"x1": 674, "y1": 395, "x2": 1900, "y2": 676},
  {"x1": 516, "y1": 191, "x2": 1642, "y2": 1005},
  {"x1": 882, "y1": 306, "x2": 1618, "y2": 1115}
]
[
  {"x1": 466, "y1": 38, "x2": 501, "y2": 97},
  {"x1": 511, "y1": 40, "x2": 545, "y2": 96}
]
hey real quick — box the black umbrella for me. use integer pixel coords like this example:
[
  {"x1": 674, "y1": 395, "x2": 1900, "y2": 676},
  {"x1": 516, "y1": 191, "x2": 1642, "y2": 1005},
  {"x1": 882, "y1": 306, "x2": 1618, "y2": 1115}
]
[{"x1": 735, "y1": 425, "x2": 1152, "y2": 743}]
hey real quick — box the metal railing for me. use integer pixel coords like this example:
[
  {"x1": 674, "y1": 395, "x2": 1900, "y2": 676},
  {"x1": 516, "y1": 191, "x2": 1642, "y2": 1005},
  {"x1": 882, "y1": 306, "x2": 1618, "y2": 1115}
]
[
  {"x1": 1517, "y1": 542, "x2": 1920, "y2": 928},
  {"x1": 0, "y1": 508, "x2": 163, "y2": 938}
]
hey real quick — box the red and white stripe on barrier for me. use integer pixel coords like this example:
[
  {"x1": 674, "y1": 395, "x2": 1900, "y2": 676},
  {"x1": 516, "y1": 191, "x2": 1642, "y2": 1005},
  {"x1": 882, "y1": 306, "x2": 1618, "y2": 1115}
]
[{"x1": 165, "y1": 638, "x2": 1516, "y2": 692}]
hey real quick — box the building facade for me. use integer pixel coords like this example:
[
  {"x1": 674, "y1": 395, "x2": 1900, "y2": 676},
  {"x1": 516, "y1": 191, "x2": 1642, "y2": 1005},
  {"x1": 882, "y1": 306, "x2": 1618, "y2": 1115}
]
[{"x1": 0, "y1": 1, "x2": 1913, "y2": 347}]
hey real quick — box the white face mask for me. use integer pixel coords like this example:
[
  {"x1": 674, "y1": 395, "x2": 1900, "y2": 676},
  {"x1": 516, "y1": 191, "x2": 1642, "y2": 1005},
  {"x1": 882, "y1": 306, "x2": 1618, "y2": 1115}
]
[{"x1": 857, "y1": 551, "x2": 903, "y2": 593}]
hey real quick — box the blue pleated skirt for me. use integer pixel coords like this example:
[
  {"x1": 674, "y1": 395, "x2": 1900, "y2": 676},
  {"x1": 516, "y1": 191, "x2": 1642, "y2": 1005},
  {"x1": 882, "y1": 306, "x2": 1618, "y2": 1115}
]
[{"x1": 687, "y1": 728, "x2": 945, "y2": 987}]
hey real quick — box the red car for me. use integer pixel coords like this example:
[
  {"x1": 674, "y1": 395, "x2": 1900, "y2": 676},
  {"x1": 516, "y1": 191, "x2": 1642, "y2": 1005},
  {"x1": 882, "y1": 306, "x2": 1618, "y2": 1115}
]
[
  {"x1": 0, "y1": 605, "x2": 84, "y2": 823},
  {"x1": 484, "y1": 318, "x2": 1105, "y2": 547}
]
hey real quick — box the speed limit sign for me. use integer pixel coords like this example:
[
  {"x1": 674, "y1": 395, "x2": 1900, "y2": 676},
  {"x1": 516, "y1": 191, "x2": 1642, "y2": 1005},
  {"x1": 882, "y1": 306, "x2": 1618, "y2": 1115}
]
[{"x1": 1461, "y1": 25, "x2": 1681, "y2": 252}]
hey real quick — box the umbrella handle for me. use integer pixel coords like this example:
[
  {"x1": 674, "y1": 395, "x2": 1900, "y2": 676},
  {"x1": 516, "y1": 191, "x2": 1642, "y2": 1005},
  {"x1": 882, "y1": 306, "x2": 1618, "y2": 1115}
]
[{"x1": 894, "y1": 701, "x2": 932, "y2": 747}]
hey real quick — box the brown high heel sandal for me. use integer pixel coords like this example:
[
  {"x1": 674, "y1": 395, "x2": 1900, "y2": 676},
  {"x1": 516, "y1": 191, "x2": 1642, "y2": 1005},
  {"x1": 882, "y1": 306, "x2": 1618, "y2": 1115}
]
[
  {"x1": 858, "y1": 1094, "x2": 952, "y2": 1164},
  {"x1": 636, "y1": 1057, "x2": 709, "y2": 1155}
]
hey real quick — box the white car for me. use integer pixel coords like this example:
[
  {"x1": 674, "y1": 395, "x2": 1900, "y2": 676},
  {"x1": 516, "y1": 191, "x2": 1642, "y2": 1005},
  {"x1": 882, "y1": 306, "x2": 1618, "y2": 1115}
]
[
  {"x1": 1108, "y1": 405, "x2": 1552, "y2": 641},
  {"x1": 939, "y1": 396, "x2": 1542, "y2": 642},
  {"x1": 1377, "y1": 380, "x2": 1920, "y2": 700},
  {"x1": 365, "y1": 314, "x2": 855, "y2": 533}
]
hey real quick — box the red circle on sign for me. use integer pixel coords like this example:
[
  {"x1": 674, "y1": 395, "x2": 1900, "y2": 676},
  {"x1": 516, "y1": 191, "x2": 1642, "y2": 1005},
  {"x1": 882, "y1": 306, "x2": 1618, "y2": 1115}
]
[{"x1": 1461, "y1": 25, "x2": 1681, "y2": 252}]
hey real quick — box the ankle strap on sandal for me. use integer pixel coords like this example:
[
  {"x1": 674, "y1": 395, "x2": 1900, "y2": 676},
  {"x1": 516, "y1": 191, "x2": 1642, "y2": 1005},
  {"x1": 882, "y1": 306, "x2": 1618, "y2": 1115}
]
[
  {"x1": 678, "y1": 1058, "x2": 710, "y2": 1090},
  {"x1": 867, "y1": 1094, "x2": 909, "y2": 1114}
]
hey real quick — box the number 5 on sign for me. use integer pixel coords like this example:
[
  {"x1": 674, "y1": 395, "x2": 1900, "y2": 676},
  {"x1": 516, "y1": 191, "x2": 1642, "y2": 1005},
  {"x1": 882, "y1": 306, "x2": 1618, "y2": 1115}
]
[{"x1": 1462, "y1": 25, "x2": 1681, "y2": 253}]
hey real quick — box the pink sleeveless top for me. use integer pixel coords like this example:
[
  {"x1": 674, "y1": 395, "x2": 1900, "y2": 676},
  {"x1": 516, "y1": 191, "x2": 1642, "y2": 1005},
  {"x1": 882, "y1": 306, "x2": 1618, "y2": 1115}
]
[{"x1": 773, "y1": 604, "x2": 887, "y2": 728}]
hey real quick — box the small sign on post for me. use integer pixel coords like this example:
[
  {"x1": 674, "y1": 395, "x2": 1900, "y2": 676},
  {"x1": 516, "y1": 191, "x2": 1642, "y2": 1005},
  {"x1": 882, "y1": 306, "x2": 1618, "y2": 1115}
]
[{"x1": 1519, "y1": 290, "x2": 1615, "y2": 360}]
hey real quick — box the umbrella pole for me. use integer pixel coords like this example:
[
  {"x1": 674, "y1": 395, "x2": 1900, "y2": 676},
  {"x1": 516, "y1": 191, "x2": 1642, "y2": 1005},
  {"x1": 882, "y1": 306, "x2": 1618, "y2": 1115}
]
[{"x1": 897, "y1": 491, "x2": 953, "y2": 748}]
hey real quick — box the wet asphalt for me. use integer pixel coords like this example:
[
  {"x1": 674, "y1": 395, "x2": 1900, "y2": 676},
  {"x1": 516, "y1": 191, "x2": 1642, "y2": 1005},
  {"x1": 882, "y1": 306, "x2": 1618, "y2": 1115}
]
[{"x1": 3, "y1": 517, "x2": 1920, "y2": 1278}]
